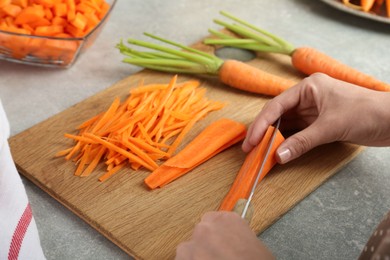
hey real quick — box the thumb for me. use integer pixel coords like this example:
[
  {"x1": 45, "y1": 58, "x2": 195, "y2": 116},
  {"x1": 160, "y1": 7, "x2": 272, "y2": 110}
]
[{"x1": 275, "y1": 124, "x2": 329, "y2": 164}]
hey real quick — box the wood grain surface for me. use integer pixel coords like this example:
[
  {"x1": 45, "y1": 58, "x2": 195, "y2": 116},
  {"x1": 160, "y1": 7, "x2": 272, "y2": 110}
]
[{"x1": 9, "y1": 41, "x2": 363, "y2": 259}]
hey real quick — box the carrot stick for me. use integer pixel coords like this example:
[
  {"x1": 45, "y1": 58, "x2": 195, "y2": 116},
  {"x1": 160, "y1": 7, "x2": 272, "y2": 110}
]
[
  {"x1": 84, "y1": 133, "x2": 158, "y2": 171},
  {"x1": 219, "y1": 125, "x2": 285, "y2": 211},
  {"x1": 98, "y1": 162, "x2": 126, "y2": 182},
  {"x1": 57, "y1": 76, "x2": 224, "y2": 181},
  {"x1": 203, "y1": 11, "x2": 390, "y2": 92},
  {"x1": 144, "y1": 118, "x2": 247, "y2": 189}
]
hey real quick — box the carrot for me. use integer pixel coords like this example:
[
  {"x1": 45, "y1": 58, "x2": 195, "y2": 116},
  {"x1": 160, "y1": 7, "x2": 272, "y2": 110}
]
[
  {"x1": 361, "y1": 0, "x2": 376, "y2": 11},
  {"x1": 219, "y1": 125, "x2": 284, "y2": 211},
  {"x1": 387, "y1": 0, "x2": 390, "y2": 17},
  {"x1": 144, "y1": 118, "x2": 247, "y2": 189},
  {"x1": 203, "y1": 11, "x2": 390, "y2": 92},
  {"x1": 117, "y1": 33, "x2": 297, "y2": 96},
  {"x1": 0, "y1": 0, "x2": 112, "y2": 65},
  {"x1": 57, "y1": 76, "x2": 225, "y2": 181}
]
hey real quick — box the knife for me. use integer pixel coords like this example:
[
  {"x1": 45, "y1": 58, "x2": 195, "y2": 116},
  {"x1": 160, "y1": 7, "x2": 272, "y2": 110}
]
[{"x1": 233, "y1": 117, "x2": 281, "y2": 222}]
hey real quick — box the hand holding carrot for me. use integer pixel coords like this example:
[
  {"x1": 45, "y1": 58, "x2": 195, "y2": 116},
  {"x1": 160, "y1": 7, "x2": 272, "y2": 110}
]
[
  {"x1": 175, "y1": 211, "x2": 275, "y2": 260},
  {"x1": 242, "y1": 73, "x2": 390, "y2": 164}
]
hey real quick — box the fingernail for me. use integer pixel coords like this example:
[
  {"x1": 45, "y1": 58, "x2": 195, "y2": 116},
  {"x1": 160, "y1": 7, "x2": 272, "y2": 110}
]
[{"x1": 277, "y1": 148, "x2": 291, "y2": 164}]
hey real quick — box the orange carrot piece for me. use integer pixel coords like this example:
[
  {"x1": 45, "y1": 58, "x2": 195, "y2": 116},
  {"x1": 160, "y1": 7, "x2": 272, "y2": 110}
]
[
  {"x1": 98, "y1": 162, "x2": 125, "y2": 182},
  {"x1": 144, "y1": 118, "x2": 247, "y2": 189},
  {"x1": 83, "y1": 133, "x2": 158, "y2": 171},
  {"x1": 218, "y1": 60, "x2": 296, "y2": 96},
  {"x1": 80, "y1": 146, "x2": 106, "y2": 177},
  {"x1": 361, "y1": 0, "x2": 376, "y2": 11},
  {"x1": 219, "y1": 125, "x2": 285, "y2": 211},
  {"x1": 387, "y1": 0, "x2": 390, "y2": 17},
  {"x1": 291, "y1": 47, "x2": 390, "y2": 92},
  {"x1": 167, "y1": 101, "x2": 225, "y2": 156},
  {"x1": 58, "y1": 76, "x2": 224, "y2": 181},
  {"x1": 74, "y1": 144, "x2": 91, "y2": 176},
  {"x1": 53, "y1": 2, "x2": 67, "y2": 17},
  {"x1": 14, "y1": 5, "x2": 45, "y2": 24},
  {"x1": 70, "y1": 11, "x2": 87, "y2": 30},
  {"x1": 2, "y1": 4, "x2": 22, "y2": 17},
  {"x1": 12, "y1": 0, "x2": 28, "y2": 8},
  {"x1": 0, "y1": 0, "x2": 11, "y2": 8},
  {"x1": 34, "y1": 24, "x2": 63, "y2": 36}
]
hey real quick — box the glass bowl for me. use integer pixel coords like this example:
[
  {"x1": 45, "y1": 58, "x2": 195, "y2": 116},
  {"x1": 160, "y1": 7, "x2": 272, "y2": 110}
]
[{"x1": 0, "y1": 0, "x2": 117, "y2": 68}]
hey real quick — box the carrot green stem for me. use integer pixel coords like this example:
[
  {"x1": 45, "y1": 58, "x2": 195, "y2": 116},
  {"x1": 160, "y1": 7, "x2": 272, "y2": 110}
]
[
  {"x1": 116, "y1": 33, "x2": 224, "y2": 75},
  {"x1": 204, "y1": 11, "x2": 295, "y2": 55}
]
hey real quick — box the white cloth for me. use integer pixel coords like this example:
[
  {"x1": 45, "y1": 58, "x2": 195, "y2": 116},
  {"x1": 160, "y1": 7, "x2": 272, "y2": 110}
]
[{"x1": 0, "y1": 100, "x2": 45, "y2": 260}]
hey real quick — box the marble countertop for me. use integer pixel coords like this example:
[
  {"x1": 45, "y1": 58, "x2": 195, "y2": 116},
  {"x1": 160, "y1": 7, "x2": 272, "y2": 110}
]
[{"x1": 1, "y1": 0, "x2": 389, "y2": 259}]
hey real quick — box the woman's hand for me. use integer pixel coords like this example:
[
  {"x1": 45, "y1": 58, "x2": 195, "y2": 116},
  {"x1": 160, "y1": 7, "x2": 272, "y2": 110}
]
[
  {"x1": 175, "y1": 211, "x2": 275, "y2": 260},
  {"x1": 242, "y1": 73, "x2": 390, "y2": 164}
]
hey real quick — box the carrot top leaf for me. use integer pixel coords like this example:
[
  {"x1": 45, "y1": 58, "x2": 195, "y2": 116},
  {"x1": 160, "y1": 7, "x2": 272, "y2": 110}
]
[
  {"x1": 116, "y1": 33, "x2": 224, "y2": 75},
  {"x1": 204, "y1": 11, "x2": 295, "y2": 55}
]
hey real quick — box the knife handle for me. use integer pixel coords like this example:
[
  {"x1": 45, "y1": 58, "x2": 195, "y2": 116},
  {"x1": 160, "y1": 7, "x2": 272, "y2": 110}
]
[{"x1": 233, "y1": 198, "x2": 254, "y2": 223}]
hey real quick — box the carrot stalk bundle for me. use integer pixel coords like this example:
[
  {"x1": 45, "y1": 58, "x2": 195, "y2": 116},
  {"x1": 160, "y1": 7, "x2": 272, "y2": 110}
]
[
  {"x1": 144, "y1": 118, "x2": 247, "y2": 189},
  {"x1": 116, "y1": 33, "x2": 296, "y2": 96},
  {"x1": 56, "y1": 75, "x2": 225, "y2": 181},
  {"x1": 204, "y1": 11, "x2": 390, "y2": 92},
  {"x1": 219, "y1": 125, "x2": 284, "y2": 211}
]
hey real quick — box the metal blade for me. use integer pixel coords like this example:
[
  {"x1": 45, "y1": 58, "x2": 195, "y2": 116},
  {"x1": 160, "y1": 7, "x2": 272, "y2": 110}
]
[{"x1": 241, "y1": 117, "x2": 281, "y2": 219}]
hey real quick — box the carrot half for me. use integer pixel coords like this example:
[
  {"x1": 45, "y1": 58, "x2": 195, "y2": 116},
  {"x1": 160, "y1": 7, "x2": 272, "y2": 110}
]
[
  {"x1": 117, "y1": 33, "x2": 296, "y2": 97},
  {"x1": 204, "y1": 11, "x2": 390, "y2": 92},
  {"x1": 144, "y1": 118, "x2": 247, "y2": 189},
  {"x1": 56, "y1": 75, "x2": 225, "y2": 181},
  {"x1": 219, "y1": 125, "x2": 284, "y2": 211}
]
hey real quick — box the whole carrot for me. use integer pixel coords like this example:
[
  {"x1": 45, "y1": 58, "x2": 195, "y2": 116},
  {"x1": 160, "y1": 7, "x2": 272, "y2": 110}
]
[
  {"x1": 116, "y1": 33, "x2": 296, "y2": 96},
  {"x1": 204, "y1": 11, "x2": 390, "y2": 92}
]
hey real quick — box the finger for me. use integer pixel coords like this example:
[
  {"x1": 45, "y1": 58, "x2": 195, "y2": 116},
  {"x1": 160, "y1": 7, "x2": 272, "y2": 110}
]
[
  {"x1": 242, "y1": 84, "x2": 302, "y2": 152},
  {"x1": 275, "y1": 120, "x2": 333, "y2": 164}
]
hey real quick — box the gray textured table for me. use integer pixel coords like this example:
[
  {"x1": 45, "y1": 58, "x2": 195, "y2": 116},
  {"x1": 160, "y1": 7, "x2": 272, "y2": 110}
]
[{"x1": 1, "y1": 1, "x2": 389, "y2": 259}]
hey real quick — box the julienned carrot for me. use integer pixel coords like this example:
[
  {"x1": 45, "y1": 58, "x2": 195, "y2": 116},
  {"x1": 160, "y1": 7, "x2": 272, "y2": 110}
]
[
  {"x1": 203, "y1": 11, "x2": 390, "y2": 92},
  {"x1": 117, "y1": 33, "x2": 297, "y2": 97},
  {"x1": 144, "y1": 118, "x2": 247, "y2": 189},
  {"x1": 56, "y1": 75, "x2": 225, "y2": 181},
  {"x1": 219, "y1": 125, "x2": 284, "y2": 211}
]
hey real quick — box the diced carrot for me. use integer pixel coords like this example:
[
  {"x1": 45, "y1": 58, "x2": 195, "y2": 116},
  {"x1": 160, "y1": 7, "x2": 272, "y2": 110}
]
[
  {"x1": 2, "y1": 4, "x2": 22, "y2": 17},
  {"x1": 0, "y1": 0, "x2": 11, "y2": 8},
  {"x1": 97, "y1": 0, "x2": 109, "y2": 19},
  {"x1": 70, "y1": 11, "x2": 87, "y2": 30},
  {"x1": 34, "y1": 24, "x2": 63, "y2": 36},
  {"x1": 64, "y1": 23, "x2": 83, "y2": 37},
  {"x1": 51, "y1": 15, "x2": 66, "y2": 26},
  {"x1": 53, "y1": 2, "x2": 67, "y2": 17},
  {"x1": 11, "y1": 0, "x2": 28, "y2": 8},
  {"x1": 75, "y1": 2, "x2": 95, "y2": 14},
  {"x1": 14, "y1": 5, "x2": 45, "y2": 24},
  {"x1": 65, "y1": 0, "x2": 75, "y2": 21},
  {"x1": 43, "y1": 6, "x2": 52, "y2": 19}
]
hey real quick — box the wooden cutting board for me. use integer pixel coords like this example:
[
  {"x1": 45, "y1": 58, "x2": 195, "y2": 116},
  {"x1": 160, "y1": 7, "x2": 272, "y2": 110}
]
[{"x1": 9, "y1": 41, "x2": 363, "y2": 259}]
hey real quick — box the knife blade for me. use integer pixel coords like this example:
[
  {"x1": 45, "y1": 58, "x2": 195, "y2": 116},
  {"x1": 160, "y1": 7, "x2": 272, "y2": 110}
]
[{"x1": 235, "y1": 117, "x2": 281, "y2": 221}]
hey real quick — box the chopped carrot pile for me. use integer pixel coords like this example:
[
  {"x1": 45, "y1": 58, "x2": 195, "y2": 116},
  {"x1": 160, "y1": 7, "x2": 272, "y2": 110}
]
[
  {"x1": 342, "y1": 0, "x2": 390, "y2": 17},
  {"x1": 56, "y1": 75, "x2": 226, "y2": 182},
  {"x1": 144, "y1": 118, "x2": 247, "y2": 189},
  {"x1": 0, "y1": 0, "x2": 110, "y2": 37},
  {"x1": 0, "y1": 0, "x2": 111, "y2": 64},
  {"x1": 219, "y1": 125, "x2": 285, "y2": 212}
]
